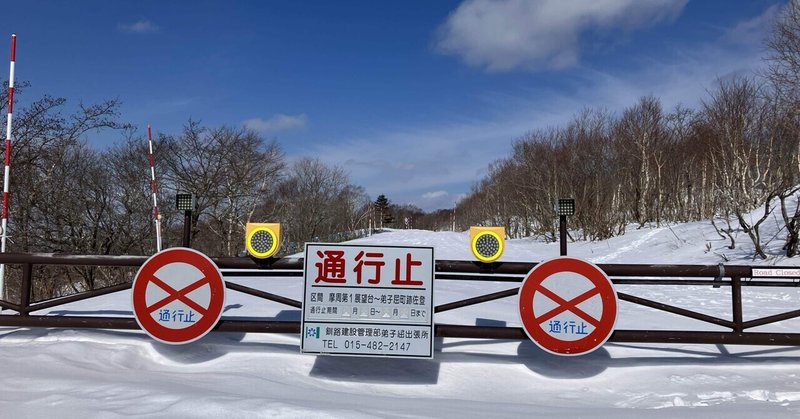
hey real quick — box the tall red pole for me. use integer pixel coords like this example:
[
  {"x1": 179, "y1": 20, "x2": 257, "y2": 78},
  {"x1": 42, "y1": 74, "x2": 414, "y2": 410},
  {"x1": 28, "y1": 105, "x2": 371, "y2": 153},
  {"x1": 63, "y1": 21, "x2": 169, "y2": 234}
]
[
  {"x1": 1, "y1": 34, "x2": 16, "y2": 298},
  {"x1": 148, "y1": 125, "x2": 162, "y2": 252}
]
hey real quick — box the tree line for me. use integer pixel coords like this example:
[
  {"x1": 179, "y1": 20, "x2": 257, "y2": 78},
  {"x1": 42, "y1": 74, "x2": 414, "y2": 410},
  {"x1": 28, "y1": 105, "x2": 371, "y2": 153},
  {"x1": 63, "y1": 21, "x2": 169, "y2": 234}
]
[
  {"x1": 455, "y1": 1, "x2": 800, "y2": 261},
  {"x1": 0, "y1": 89, "x2": 379, "y2": 299},
  {"x1": 0, "y1": 85, "x2": 446, "y2": 300}
]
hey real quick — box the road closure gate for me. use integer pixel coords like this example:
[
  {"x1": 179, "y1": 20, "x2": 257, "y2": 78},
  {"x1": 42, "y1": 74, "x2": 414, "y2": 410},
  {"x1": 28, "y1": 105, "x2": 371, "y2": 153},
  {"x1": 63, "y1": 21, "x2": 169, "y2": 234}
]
[{"x1": 0, "y1": 252, "x2": 799, "y2": 347}]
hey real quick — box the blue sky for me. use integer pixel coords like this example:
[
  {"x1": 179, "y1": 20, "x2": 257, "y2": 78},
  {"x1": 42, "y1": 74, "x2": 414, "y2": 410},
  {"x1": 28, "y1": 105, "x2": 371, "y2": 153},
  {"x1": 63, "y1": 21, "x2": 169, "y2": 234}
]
[{"x1": 3, "y1": 0, "x2": 786, "y2": 211}]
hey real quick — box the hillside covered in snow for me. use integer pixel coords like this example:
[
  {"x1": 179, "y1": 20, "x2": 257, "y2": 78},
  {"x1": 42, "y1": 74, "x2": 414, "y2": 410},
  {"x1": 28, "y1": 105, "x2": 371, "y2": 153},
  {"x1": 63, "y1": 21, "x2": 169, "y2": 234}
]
[{"x1": 1, "y1": 211, "x2": 800, "y2": 417}]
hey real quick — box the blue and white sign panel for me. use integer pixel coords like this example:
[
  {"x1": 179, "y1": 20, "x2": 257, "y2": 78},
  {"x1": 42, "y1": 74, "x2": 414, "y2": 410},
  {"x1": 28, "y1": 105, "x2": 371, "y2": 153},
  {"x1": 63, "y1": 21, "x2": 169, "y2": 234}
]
[{"x1": 301, "y1": 243, "x2": 434, "y2": 358}]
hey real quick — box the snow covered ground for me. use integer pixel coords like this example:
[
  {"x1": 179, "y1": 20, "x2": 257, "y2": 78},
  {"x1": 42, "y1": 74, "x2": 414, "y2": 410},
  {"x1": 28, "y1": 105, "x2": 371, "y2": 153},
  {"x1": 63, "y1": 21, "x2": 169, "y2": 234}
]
[{"x1": 2, "y1": 214, "x2": 800, "y2": 418}]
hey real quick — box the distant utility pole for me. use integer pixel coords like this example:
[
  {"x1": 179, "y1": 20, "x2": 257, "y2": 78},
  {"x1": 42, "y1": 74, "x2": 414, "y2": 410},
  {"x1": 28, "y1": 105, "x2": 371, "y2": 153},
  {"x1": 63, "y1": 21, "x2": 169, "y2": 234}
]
[{"x1": 367, "y1": 201, "x2": 373, "y2": 236}]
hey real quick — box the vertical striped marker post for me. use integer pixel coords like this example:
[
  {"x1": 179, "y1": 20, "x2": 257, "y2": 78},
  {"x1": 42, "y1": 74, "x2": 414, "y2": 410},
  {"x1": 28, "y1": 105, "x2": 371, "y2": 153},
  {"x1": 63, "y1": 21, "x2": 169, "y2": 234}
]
[
  {"x1": 0, "y1": 34, "x2": 16, "y2": 299},
  {"x1": 148, "y1": 125, "x2": 162, "y2": 252}
]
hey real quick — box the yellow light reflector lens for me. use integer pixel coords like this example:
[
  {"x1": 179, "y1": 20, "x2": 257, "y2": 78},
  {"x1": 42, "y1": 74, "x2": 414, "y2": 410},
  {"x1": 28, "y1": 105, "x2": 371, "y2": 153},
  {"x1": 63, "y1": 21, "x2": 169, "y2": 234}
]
[
  {"x1": 470, "y1": 227, "x2": 505, "y2": 262},
  {"x1": 246, "y1": 223, "x2": 281, "y2": 259}
]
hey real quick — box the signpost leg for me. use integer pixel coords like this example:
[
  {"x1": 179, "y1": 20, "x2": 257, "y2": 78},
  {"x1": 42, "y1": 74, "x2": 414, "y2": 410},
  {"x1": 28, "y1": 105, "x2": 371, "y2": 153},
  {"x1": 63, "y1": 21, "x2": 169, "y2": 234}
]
[
  {"x1": 182, "y1": 209, "x2": 192, "y2": 248},
  {"x1": 559, "y1": 215, "x2": 567, "y2": 256}
]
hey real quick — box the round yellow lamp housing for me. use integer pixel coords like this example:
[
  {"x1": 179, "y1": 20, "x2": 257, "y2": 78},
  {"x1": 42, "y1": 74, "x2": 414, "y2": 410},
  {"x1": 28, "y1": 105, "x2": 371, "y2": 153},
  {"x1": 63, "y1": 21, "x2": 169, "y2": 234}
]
[
  {"x1": 470, "y1": 226, "x2": 505, "y2": 263},
  {"x1": 245, "y1": 223, "x2": 281, "y2": 259}
]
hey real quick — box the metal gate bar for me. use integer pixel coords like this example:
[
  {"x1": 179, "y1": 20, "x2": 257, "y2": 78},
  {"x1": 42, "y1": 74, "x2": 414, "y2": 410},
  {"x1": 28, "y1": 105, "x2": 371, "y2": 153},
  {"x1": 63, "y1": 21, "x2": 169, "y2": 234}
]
[
  {"x1": 2, "y1": 314, "x2": 800, "y2": 347},
  {"x1": 225, "y1": 282, "x2": 302, "y2": 309},
  {"x1": 0, "y1": 253, "x2": 799, "y2": 347},
  {"x1": 617, "y1": 292, "x2": 735, "y2": 329},
  {"x1": 434, "y1": 287, "x2": 519, "y2": 313}
]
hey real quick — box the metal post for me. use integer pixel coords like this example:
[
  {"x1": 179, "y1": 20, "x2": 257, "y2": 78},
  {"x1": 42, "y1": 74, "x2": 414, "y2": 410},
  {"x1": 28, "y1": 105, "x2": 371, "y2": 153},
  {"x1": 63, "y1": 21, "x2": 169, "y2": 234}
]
[
  {"x1": 555, "y1": 198, "x2": 574, "y2": 257},
  {"x1": 20, "y1": 262, "x2": 31, "y2": 315},
  {"x1": 731, "y1": 276, "x2": 743, "y2": 332},
  {"x1": 175, "y1": 193, "x2": 195, "y2": 248},
  {"x1": 182, "y1": 209, "x2": 192, "y2": 248}
]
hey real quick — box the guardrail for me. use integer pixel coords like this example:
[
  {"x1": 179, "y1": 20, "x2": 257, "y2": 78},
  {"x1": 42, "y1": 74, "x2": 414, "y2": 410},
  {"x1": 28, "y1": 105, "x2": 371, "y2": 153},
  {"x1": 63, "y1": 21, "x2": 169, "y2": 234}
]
[{"x1": 0, "y1": 253, "x2": 798, "y2": 346}]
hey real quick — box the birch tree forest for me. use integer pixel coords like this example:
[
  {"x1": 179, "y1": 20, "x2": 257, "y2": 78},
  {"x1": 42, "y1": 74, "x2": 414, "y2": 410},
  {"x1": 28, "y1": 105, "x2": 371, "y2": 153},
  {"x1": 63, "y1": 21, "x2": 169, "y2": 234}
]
[{"x1": 456, "y1": 1, "x2": 800, "y2": 260}]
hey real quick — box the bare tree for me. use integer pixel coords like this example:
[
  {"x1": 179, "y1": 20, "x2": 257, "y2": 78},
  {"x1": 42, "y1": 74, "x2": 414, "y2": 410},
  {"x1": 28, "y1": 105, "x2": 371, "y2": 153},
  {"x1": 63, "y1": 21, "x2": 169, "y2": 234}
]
[
  {"x1": 765, "y1": 0, "x2": 800, "y2": 256},
  {"x1": 703, "y1": 77, "x2": 775, "y2": 259},
  {"x1": 766, "y1": 0, "x2": 800, "y2": 104},
  {"x1": 159, "y1": 121, "x2": 284, "y2": 256},
  {"x1": 275, "y1": 157, "x2": 367, "y2": 250},
  {"x1": 613, "y1": 96, "x2": 668, "y2": 228}
]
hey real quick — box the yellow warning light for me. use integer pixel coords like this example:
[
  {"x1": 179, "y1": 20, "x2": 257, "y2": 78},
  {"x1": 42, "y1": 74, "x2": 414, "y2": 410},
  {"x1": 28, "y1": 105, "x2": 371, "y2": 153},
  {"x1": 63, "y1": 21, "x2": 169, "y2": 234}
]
[
  {"x1": 470, "y1": 226, "x2": 505, "y2": 263},
  {"x1": 245, "y1": 223, "x2": 281, "y2": 259}
]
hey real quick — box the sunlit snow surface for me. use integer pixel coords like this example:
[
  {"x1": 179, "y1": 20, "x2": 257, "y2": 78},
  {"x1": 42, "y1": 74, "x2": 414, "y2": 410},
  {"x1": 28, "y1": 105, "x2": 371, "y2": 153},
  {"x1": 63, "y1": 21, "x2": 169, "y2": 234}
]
[{"x1": 3, "y1": 215, "x2": 800, "y2": 418}]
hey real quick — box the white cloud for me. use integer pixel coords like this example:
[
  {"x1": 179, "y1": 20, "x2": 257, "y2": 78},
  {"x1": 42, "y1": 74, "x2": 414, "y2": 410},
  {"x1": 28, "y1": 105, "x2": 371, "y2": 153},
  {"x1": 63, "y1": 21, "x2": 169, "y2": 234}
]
[
  {"x1": 422, "y1": 191, "x2": 449, "y2": 199},
  {"x1": 303, "y1": 5, "x2": 772, "y2": 212},
  {"x1": 118, "y1": 19, "x2": 159, "y2": 34},
  {"x1": 723, "y1": 4, "x2": 782, "y2": 47},
  {"x1": 435, "y1": 0, "x2": 687, "y2": 71},
  {"x1": 309, "y1": 115, "x2": 539, "y2": 211},
  {"x1": 422, "y1": 191, "x2": 455, "y2": 210},
  {"x1": 243, "y1": 113, "x2": 308, "y2": 134}
]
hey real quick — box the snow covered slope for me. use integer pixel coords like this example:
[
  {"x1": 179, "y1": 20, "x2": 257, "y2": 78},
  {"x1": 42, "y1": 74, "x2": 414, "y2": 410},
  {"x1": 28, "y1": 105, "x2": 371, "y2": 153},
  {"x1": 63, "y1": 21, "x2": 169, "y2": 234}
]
[{"x1": 2, "y1": 215, "x2": 800, "y2": 418}]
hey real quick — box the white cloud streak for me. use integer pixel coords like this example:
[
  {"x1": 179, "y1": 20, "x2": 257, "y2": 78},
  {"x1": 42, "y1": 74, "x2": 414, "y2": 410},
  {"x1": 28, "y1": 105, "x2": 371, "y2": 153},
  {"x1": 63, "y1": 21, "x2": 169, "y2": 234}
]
[
  {"x1": 422, "y1": 191, "x2": 454, "y2": 210},
  {"x1": 243, "y1": 113, "x2": 309, "y2": 134},
  {"x1": 422, "y1": 191, "x2": 449, "y2": 199},
  {"x1": 435, "y1": 0, "x2": 688, "y2": 71},
  {"x1": 118, "y1": 19, "x2": 160, "y2": 34},
  {"x1": 723, "y1": 3, "x2": 782, "y2": 46}
]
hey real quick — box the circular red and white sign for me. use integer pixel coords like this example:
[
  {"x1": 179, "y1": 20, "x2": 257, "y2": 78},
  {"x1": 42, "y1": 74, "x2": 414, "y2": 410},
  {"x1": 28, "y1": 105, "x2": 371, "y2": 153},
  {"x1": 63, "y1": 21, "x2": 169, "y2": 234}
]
[
  {"x1": 518, "y1": 257, "x2": 617, "y2": 356},
  {"x1": 132, "y1": 247, "x2": 226, "y2": 344}
]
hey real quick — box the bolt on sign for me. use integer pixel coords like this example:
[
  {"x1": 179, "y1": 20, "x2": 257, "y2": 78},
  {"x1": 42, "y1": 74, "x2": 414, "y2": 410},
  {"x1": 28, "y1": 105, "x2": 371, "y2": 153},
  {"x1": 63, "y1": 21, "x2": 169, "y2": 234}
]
[
  {"x1": 301, "y1": 244, "x2": 434, "y2": 358},
  {"x1": 518, "y1": 257, "x2": 617, "y2": 356}
]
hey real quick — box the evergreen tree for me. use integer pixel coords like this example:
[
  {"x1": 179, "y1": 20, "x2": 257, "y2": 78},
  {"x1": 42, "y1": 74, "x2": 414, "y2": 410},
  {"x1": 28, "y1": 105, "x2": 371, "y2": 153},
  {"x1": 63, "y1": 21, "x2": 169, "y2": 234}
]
[{"x1": 374, "y1": 194, "x2": 393, "y2": 229}]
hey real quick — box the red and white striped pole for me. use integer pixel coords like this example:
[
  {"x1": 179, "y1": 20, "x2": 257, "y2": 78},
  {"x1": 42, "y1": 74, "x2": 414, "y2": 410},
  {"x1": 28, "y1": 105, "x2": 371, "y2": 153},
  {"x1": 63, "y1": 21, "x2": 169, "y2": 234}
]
[
  {"x1": 0, "y1": 34, "x2": 16, "y2": 298},
  {"x1": 148, "y1": 125, "x2": 162, "y2": 252}
]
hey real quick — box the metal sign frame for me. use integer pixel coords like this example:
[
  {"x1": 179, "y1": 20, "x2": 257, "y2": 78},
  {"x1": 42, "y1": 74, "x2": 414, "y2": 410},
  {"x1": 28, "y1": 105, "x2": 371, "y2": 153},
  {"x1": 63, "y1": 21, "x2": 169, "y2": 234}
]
[{"x1": 300, "y1": 243, "x2": 435, "y2": 358}]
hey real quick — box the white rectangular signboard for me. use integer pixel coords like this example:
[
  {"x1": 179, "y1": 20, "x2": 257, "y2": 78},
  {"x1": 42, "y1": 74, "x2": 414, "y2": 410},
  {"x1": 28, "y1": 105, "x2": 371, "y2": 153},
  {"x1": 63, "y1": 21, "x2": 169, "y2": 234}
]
[
  {"x1": 301, "y1": 243, "x2": 434, "y2": 358},
  {"x1": 751, "y1": 268, "x2": 800, "y2": 278}
]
